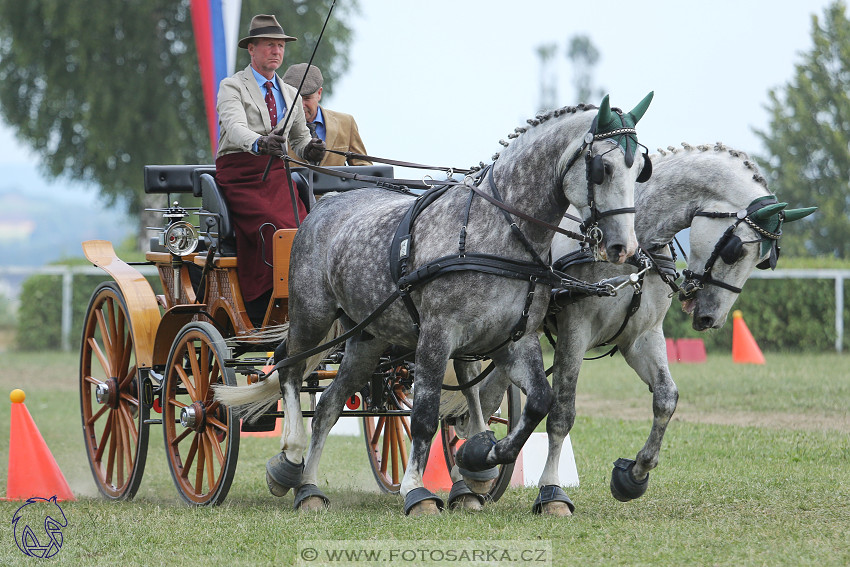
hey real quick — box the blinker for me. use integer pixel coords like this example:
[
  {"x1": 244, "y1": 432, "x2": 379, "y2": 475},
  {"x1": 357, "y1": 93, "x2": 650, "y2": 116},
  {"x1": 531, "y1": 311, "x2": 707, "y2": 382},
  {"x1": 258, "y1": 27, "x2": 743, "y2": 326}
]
[{"x1": 719, "y1": 234, "x2": 743, "y2": 265}]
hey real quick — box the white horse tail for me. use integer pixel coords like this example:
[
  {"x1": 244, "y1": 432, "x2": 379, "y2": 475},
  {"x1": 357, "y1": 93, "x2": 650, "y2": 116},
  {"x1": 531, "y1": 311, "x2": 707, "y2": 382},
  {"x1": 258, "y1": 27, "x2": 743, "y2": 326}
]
[
  {"x1": 438, "y1": 389, "x2": 470, "y2": 420},
  {"x1": 213, "y1": 320, "x2": 344, "y2": 423}
]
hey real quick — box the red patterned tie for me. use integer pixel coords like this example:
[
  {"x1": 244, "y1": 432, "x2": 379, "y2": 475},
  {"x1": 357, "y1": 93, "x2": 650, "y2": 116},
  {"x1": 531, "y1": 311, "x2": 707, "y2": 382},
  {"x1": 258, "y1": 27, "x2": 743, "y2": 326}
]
[{"x1": 264, "y1": 81, "x2": 278, "y2": 128}]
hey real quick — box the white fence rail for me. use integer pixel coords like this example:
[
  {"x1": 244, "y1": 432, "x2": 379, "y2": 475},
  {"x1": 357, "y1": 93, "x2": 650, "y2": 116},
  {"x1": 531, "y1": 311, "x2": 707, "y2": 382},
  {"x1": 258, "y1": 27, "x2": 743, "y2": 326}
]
[{"x1": 0, "y1": 266, "x2": 848, "y2": 352}]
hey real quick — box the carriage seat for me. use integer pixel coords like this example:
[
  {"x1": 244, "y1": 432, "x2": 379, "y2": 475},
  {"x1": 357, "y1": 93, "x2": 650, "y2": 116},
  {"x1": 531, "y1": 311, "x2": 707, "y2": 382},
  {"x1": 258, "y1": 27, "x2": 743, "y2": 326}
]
[{"x1": 192, "y1": 169, "x2": 312, "y2": 258}]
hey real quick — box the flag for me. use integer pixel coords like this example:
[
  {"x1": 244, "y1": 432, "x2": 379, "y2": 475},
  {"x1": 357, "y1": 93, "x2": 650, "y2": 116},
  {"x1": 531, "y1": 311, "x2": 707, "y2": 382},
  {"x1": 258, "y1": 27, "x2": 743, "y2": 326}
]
[{"x1": 191, "y1": 0, "x2": 242, "y2": 153}]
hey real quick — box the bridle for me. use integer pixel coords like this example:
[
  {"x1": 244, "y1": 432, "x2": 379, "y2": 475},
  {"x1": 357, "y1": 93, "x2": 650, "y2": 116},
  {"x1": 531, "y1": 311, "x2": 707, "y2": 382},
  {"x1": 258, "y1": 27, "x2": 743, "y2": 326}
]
[
  {"x1": 680, "y1": 195, "x2": 782, "y2": 298},
  {"x1": 559, "y1": 118, "x2": 651, "y2": 251}
]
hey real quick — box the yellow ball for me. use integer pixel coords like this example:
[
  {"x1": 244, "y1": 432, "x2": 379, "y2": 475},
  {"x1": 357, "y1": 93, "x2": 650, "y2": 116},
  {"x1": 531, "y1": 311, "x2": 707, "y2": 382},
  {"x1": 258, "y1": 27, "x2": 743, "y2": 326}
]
[
  {"x1": 10, "y1": 389, "x2": 25, "y2": 404},
  {"x1": 732, "y1": 310, "x2": 743, "y2": 319}
]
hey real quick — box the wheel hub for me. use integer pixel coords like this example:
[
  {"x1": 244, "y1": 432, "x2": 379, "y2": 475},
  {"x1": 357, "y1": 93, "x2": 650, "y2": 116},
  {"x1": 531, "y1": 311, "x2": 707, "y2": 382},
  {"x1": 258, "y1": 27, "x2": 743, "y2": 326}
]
[
  {"x1": 95, "y1": 378, "x2": 119, "y2": 408},
  {"x1": 180, "y1": 401, "x2": 206, "y2": 431}
]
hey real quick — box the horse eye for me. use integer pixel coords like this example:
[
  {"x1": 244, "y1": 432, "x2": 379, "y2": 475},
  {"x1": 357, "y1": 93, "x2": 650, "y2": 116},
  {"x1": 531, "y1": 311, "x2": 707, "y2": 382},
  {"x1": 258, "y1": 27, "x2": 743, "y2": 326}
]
[{"x1": 603, "y1": 162, "x2": 612, "y2": 176}]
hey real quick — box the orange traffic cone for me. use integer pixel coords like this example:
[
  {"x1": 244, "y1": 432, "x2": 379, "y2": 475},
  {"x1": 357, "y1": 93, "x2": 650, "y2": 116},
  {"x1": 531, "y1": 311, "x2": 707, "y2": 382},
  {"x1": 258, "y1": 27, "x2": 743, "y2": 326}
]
[
  {"x1": 422, "y1": 434, "x2": 454, "y2": 492},
  {"x1": 5, "y1": 390, "x2": 74, "y2": 501},
  {"x1": 732, "y1": 310, "x2": 766, "y2": 364}
]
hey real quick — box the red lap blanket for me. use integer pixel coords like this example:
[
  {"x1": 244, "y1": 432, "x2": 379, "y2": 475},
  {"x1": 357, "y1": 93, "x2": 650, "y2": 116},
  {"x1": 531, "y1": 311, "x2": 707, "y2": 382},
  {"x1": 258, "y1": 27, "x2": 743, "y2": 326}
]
[{"x1": 214, "y1": 153, "x2": 307, "y2": 302}]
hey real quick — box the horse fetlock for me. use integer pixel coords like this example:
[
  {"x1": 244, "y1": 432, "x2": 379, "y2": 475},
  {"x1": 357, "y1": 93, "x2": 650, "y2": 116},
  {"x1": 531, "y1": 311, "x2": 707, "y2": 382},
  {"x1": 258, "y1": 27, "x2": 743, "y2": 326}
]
[{"x1": 610, "y1": 458, "x2": 649, "y2": 502}]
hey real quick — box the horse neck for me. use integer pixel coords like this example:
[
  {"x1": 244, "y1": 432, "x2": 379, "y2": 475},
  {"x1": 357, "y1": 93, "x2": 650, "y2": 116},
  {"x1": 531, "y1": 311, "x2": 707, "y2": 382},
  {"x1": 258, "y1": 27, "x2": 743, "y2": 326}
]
[
  {"x1": 635, "y1": 149, "x2": 771, "y2": 248},
  {"x1": 492, "y1": 110, "x2": 595, "y2": 240}
]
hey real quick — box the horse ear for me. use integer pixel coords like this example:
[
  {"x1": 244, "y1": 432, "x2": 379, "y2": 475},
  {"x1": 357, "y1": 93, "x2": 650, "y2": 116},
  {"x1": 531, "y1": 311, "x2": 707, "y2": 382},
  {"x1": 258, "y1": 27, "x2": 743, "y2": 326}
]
[
  {"x1": 783, "y1": 206, "x2": 817, "y2": 222},
  {"x1": 627, "y1": 91, "x2": 654, "y2": 125},
  {"x1": 596, "y1": 94, "x2": 612, "y2": 129},
  {"x1": 636, "y1": 153, "x2": 652, "y2": 183},
  {"x1": 750, "y1": 203, "x2": 787, "y2": 221}
]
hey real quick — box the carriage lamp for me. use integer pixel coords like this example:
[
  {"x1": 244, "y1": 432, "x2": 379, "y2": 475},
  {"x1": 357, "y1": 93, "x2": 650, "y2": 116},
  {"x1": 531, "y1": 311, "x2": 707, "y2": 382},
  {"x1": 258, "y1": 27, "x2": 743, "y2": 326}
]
[{"x1": 163, "y1": 220, "x2": 199, "y2": 256}]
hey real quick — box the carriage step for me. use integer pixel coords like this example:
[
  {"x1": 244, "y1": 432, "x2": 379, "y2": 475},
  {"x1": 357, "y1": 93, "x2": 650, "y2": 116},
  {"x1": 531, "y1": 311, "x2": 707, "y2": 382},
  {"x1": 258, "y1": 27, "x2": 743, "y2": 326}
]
[{"x1": 144, "y1": 419, "x2": 163, "y2": 425}]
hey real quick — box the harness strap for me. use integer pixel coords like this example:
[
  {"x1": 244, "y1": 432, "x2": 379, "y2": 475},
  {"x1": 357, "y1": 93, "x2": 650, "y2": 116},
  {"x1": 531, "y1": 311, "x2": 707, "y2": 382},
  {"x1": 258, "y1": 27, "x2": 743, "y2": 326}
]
[
  {"x1": 440, "y1": 361, "x2": 496, "y2": 392},
  {"x1": 469, "y1": 182, "x2": 587, "y2": 242},
  {"x1": 323, "y1": 148, "x2": 474, "y2": 175},
  {"x1": 264, "y1": 289, "x2": 402, "y2": 377}
]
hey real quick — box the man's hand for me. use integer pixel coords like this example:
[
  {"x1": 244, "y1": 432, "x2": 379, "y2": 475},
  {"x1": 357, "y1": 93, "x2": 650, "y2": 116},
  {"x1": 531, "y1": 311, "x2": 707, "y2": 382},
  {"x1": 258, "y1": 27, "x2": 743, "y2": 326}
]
[
  {"x1": 256, "y1": 134, "x2": 287, "y2": 157},
  {"x1": 304, "y1": 138, "x2": 326, "y2": 163}
]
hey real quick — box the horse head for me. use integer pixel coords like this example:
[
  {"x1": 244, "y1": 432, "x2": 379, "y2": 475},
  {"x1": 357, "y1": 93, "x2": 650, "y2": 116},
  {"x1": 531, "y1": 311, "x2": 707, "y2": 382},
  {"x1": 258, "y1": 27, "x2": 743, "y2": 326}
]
[
  {"x1": 681, "y1": 196, "x2": 817, "y2": 330},
  {"x1": 558, "y1": 92, "x2": 654, "y2": 264}
]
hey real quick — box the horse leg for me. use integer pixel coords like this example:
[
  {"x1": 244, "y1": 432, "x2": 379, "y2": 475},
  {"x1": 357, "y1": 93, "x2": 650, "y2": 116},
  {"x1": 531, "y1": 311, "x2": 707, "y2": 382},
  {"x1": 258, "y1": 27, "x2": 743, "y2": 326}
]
[
  {"x1": 533, "y1": 332, "x2": 586, "y2": 516},
  {"x1": 266, "y1": 312, "x2": 339, "y2": 498},
  {"x1": 446, "y1": 360, "x2": 490, "y2": 511},
  {"x1": 296, "y1": 336, "x2": 390, "y2": 512},
  {"x1": 400, "y1": 330, "x2": 451, "y2": 516},
  {"x1": 613, "y1": 326, "x2": 679, "y2": 501},
  {"x1": 457, "y1": 335, "x2": 552, "y2": 472}
]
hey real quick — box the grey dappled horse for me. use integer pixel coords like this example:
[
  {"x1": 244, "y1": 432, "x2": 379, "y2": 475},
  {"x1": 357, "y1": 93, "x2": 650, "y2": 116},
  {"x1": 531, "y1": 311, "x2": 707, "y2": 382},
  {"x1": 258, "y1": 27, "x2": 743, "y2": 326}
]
[
  {"x1": 470, "y1": 142, "x2": 816, "y2": 515},
  {"x1": 215, "y1": 93, "x2": 654, "y2": 515}
]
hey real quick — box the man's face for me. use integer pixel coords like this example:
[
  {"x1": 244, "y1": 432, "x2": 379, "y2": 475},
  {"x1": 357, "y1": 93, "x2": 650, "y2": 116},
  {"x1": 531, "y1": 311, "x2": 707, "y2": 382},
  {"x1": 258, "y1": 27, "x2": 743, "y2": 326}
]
[
  {"x1": 248, "y1": 39, "x2": 286, "y2": 78},
  {"x1": 301, "y1": 88, "x2": 322, "y2": 122}
]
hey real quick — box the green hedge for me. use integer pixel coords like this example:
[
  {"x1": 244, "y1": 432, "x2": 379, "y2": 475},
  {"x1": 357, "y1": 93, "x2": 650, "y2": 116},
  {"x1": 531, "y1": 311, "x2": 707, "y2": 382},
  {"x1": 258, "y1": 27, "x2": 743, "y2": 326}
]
[
  {"x1": 663, "y1": 277, "x2": 850, "y2": 352},
  {"x1": 15, "y1": 272, "x2": 162, "y2": 351},
  {"x1": 13, "y1": 266, "x2": 850, "y2": 353}
]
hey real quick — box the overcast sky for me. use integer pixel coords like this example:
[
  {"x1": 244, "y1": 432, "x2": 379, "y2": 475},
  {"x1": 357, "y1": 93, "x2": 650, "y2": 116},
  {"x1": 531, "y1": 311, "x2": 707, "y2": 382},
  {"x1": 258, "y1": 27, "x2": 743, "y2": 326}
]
[{"x1": 0, "y1": 0, "x2": 838, "y2": 196}]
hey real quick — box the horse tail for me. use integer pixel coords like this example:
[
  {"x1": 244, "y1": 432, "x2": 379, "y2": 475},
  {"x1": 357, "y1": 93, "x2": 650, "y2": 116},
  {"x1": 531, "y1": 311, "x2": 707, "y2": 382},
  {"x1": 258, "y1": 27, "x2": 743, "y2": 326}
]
[
  {"x1": 438, "y1": 389, "x2": 470, "y2": 419},
  {"x1": 213, "y1": 320, "x2": 344, "y2": 423}
]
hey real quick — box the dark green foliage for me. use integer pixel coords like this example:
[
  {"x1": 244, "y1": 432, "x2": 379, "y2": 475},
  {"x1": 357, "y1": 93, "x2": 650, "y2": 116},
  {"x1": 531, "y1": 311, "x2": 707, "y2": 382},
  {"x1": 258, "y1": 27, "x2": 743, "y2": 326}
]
[
  {"x1": 663, "y1": 277, "x2": 850, "y2": 352},
  {"x1": 0, "y1": 0, "x2": 357, "y2": 216},
  {"x1": 754, "y1": 1, "x2": 850, "y2": 258}
]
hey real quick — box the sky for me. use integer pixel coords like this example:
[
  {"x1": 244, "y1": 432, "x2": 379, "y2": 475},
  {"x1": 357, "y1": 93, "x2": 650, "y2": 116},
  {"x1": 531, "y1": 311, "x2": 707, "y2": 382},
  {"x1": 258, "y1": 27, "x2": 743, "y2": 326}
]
[{"x1": 0, "y1": 0, "x2": 838, "y2": 203}]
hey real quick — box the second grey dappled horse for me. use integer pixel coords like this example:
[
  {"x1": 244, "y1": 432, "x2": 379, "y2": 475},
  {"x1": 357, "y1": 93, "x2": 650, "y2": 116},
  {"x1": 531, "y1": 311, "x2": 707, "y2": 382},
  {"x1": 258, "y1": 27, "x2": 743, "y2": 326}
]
[
  {"x1": 471, "y1": 142, "x2": 816, "y2": 515},
  {"x1": 215, "y1": 93, "x2": 654, "y2": 515}
]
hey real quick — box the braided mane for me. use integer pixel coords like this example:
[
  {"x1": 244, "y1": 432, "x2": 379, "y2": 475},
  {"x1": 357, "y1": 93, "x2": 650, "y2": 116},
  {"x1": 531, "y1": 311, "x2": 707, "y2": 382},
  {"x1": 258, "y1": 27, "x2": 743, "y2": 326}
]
[
  {"x1": 471, "y1": 103, "x2": 599, "y2": 170},
  {"x1": 654, "y1": 142, "x2": 768, "y2": 189}
]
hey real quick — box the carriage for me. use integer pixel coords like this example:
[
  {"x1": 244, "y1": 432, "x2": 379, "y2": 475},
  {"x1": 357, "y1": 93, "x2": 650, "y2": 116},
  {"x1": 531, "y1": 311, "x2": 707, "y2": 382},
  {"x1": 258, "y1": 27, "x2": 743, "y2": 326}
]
[{"x1": 78, "y1": 163, "x2": 520, "y2": 506}]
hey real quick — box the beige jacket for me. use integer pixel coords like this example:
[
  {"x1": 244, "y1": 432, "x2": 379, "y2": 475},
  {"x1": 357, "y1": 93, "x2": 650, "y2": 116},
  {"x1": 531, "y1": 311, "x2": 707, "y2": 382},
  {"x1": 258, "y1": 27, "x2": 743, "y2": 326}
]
[
  {"x1": 287, "y1": 106, "x2": 371, "y2": 167},
  {"x1": 216, "y1": 65, "x2": 312, "y2": 159}
]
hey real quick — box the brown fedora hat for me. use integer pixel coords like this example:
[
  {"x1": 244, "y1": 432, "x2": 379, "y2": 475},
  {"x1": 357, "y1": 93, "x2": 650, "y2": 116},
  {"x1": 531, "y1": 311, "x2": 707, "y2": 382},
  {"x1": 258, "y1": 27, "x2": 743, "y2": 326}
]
[{"x1": 238, "y1": 14, "x2": 297, "y2": 49}]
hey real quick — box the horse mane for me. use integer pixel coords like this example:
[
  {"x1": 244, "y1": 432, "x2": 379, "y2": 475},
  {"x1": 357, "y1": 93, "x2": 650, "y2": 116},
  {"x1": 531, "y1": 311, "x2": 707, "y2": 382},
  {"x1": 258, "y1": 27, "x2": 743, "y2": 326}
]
[
  {"x1": 471, "y1": 103, "x2": 599, "y2": 170},
  {"x1": 654, "y1": 142, "x2": 769, "y2": 189}
]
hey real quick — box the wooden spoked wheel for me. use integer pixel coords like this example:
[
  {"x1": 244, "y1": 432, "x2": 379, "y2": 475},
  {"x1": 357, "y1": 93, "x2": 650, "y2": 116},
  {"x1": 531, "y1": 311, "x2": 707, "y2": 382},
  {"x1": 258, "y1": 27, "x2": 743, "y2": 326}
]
[
  {"x1": 363, "y1": 373, "x2": 412, "y2": 493},
  {"x1": 162, "y1": 322, "x2": 239, "y2": 506},
  {"x1": 80, "y1": 282, "x2": 149, "y2": 500},
  {"x1": 440, "y1": 384, "x2": 521, "y2": 502}
]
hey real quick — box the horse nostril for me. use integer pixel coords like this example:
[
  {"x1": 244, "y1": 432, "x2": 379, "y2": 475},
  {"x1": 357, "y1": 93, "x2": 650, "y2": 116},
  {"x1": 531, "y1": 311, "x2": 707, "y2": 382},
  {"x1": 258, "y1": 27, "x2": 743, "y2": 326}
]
[
  {"x1": 606, "y1": 244, "x2": 626, "y2": 263},
  {"x1": 693, "y1": 316, "x2": 714, "y2": 331}
]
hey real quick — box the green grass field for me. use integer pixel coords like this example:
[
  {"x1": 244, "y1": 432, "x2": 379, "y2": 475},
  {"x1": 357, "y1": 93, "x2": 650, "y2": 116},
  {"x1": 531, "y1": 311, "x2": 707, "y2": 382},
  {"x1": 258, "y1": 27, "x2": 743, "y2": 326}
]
[{"x1": 0, "y1": 349, "x2": 847, "y2": 566}]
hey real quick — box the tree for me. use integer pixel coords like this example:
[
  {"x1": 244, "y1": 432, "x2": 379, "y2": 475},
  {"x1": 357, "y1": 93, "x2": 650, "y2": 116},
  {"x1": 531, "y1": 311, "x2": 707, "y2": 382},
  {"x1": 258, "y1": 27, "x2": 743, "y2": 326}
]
[
  {"x1": 754, "y1": 1, "x2": 850, "y2": 258},
  {"x1": 0, "y1": 0, "x2": 357, "y2": 249},
  {"x1": 566, "y1": 34, "x2": 603, "y2": 104},
  {"x1": 535, "y1": 42, "x2": 558, "y2": 112}
]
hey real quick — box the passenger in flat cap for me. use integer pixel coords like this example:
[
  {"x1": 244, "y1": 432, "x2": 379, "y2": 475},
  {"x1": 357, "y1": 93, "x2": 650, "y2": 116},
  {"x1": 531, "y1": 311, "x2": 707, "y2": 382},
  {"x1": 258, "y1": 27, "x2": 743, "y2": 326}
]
[
  {"x1": 283, "y1": 63, "x2": 371, "y2": 167},
  {"x1": 214, "y1": 14, "x2": 326, "y2": 325}
]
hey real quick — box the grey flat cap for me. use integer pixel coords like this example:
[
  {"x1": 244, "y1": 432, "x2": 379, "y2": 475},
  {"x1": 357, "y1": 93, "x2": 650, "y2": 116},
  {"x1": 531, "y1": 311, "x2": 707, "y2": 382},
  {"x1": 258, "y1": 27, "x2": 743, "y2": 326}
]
[{"x1": 282, "y1": 63, "x2": 324, "y2": 95}]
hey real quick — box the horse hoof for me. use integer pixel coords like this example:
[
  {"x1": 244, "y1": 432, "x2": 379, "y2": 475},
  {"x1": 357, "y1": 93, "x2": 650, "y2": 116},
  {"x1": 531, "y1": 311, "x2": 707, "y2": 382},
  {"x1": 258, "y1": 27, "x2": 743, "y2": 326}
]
[
  {"x1": 532, "y1": 485, "x2": 575, "y2": 515},
  {"x1": 453, "y1": 494, "x2": 484, "y2": 512},
  {"x1": 298, "y1": 496, "x2": 329, "y2": 512},
  {"x1": 448, "y1": 480, "x2": 486, "y2": 511},
  {"x1": 455, "y1": 430, "x2": 497, "y2": 472},
  {"x1": 404, "y1": 487, "x2": 444, "y2": 516},
  {"x1": 462, "y1": 477, "x2": 495, "y2": 495},
  {"x1": 610, "y1": 458, "x2": 649, "y2": 502},
  {"x1": 407, "y1": 500, "x2": 441, "y2": 517},
  {"x1": 266, "y1": 452, "x2": 304, "y2": 497},
  {"x1": 266, "y1": 471, "x2": 290, "y2": 497},
  {"x1": 541, "y1": 501, "x2": 573, "y2": 517},
  {"x1": 294, "y1": 484, "x2": 330, "y2": 511}
]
